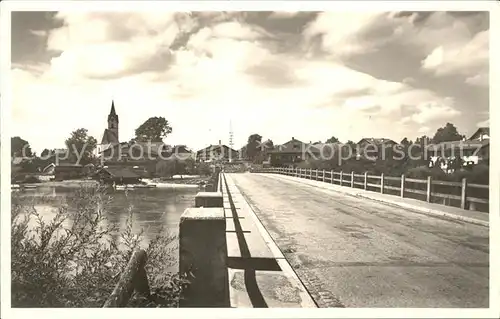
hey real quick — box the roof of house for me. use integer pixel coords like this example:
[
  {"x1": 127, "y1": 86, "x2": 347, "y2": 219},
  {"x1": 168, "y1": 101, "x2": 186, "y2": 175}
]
[
  {"x1": 469, "y1": 127, "x2": 490, "y2": 140},
  {"x1": 196, "y1": 144, "x2": 239, "y2": 155},
  {"x1": 312, "y1": 142, "x2": 344, "y2": 149},
  {"x1": 357, "y1": 138, "x2": 397, "y2": 145},
  {"x1": 171, "y1": 145, "x2": 192, "y2": 153},
  {"x1": 43, "y1": 163, "x2": 56, "y2": 171},
  {"x1": 426, "y1": 139, "x2": 489, "y2": 151},
  {"x1": 101, "y1": 129, "x2": 119, "y2": 144},
  {"x1": 99, "y1": 166, "x2": 140, "y2": 179},
  {"x1": 269, "y1": 138, "x2": 321, "y2": 154}
]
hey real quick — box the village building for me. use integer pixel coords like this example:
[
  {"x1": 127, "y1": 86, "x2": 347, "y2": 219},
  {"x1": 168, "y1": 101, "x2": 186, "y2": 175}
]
[
  {"x1": 268, "y1": 137, "x2": 321, "y2": 167},
  {"x1": 355, "y1": 138, "x2": 398, "y2": 161},
  {"x1": 93, "y1": 166, "x2": 142, "y2": 185},
  {"x1": 196, "y1": 140, "x2": 239, "y2": 163},
  {"x1": 427, "y1": 127, "x2": 490, "y2": 171}
]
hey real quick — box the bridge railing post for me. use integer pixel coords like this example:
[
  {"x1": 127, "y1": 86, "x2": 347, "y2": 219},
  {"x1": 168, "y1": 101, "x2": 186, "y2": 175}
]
[
  {"x1": 426, "y1": 176, "x2": 432, "y2": 202},
  {"x1": 179, "y1": 207, "x2": 228, "y2": 307},
  {"x1": 400, "y1": 174, "x2": 405, "y2": 198},
  {"x1": 309, "y1": 168, "x2": 312, "y2": 180},
  {"x1": 322, "y1": 169, "x2": 325, "y2": 182},
  {"x1": 331, "y1": 170, "x2": 334, "y2": 184},
  {"x1": 351, "y1": 171, "x2": 354, "y2": 188},
  {"x1": 461, "y1": 177, "x2": 467, "y2": 209},
  {"x1": 380, "y1": 173, "x2": 384, "y2": 194},
  {"x1": 315, "y1": 169, "x2": 319, "y2": 181},
  {"x1": 364, "y1": 172, "x2": 368, "y2": 190},
  {"x1": 340, "y1": 171, "x2": 343, "y2": 186}
]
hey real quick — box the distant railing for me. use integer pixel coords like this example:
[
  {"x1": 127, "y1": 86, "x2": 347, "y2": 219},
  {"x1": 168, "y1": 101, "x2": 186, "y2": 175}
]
[
  {"x1": 103, "y1": 249, "x2": 150, "y2": 307},
  {"x1": 254, "y1": 167, "x2": 489, "y2": 212}
]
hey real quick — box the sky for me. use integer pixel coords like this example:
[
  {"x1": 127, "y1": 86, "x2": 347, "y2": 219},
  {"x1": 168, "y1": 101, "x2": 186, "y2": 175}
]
[{"x1": 10, "y1": 10, "x2": 490, "y2": 154}]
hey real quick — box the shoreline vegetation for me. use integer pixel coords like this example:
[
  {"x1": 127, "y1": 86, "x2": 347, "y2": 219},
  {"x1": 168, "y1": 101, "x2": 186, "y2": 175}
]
[
  {"x1": 11, "y1": 183, "x2": 189, "y2": 307},
  {"x1": 12, "y1": 175, "x2": 211, "y2": 189}
]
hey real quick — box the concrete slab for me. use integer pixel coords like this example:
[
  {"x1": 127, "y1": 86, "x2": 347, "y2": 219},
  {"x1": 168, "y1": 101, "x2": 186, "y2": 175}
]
[
  {"x1": 228, "y1": 268, "x2": 310, "y2": 308},
  {"x1": 195, "y1": 191, "x2": 223, "y2": 208},
  {"x1": 221, "y1": 173, "x2": 317, "y2": 308},
  {"x1": 226, "y1": 217, "x2": 254, "y2": 233},
  {"x1": 226, "y1": 231, "x2": 275, "y2": 259}
]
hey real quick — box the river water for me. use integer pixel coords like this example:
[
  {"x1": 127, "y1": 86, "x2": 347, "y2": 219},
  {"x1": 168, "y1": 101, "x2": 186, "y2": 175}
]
[{"x1": 13, "y1": 186, "x2": 200, "y2": 266}]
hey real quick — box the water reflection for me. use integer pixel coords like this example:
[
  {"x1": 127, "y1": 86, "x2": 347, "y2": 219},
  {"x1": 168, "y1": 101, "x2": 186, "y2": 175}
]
[{"x1": 14, "y1": 186, "x2": 199, "y2": 250}]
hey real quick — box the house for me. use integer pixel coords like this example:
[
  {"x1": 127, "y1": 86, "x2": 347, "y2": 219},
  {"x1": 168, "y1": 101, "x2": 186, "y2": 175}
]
[
  {"x1": 54, "y1": 164, "x2": 84, "y2": 181},
  {"x1": 268, "y1": 137, "x2": 321, "y2": 167},
  {"x1": 94, "y1": 166, "x2": 142, "y2": 185},
  {"x1": 355, "y1": 138, "x2": 398, "y2": 160},
  {"x1": 165, "y1": 145, "x2": 194, "y2": 160},
  {"x1": 311, "y1": 142, "x2": 346, "y2": 159},
  {"x1": 42, "y1": 163, "x2": 56, "y2": 174},
  {"x1": 469, "y1": 127, "x2": 489, "y2": 141},
  {"x1": 196, "y1": 141, "x2": 239, "y2": 163},
  {"x1": 427, "y1": 127, "x2": 490, "y2": 170}
]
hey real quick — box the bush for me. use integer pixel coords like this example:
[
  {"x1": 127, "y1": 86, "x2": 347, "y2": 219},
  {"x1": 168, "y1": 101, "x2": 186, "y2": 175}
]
[
  {"x1": 195, "y1": 162, "x2": 212, "y2": 176},
  {"x1": 11, "y1": 185, "x2": 188, "y2": 307}
]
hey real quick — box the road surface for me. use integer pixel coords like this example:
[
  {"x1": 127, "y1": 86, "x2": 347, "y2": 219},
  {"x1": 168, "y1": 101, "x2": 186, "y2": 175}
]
[{"x1": 228, "y1": 173, "x2": 489, "y2": 308}]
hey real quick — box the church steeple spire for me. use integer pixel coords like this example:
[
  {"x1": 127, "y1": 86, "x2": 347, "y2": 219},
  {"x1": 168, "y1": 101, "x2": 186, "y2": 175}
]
[
  {"x1": 110, "y1": 100, "x2": 117, "y2": 117},
  {"x1": 108, "y1": 100, "x2": 119, "y2": 123}
]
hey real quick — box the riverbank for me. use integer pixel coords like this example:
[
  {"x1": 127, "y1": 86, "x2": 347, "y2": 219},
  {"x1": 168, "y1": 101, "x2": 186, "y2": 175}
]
[
  {"x1": 13, "y1": 179, "x2": 99, "y2": 188},
  {"x1": 153, "y1": 175, "x2": 211, "y2": 185},
  {"x1": 12, "y1": 175, "x2": 211, "y2": 189}
]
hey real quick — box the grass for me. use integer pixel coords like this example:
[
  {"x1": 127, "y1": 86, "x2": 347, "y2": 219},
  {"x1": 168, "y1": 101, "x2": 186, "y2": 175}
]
[{"x1": 11, "y1": 184, "x2": 189, "y2": 308}]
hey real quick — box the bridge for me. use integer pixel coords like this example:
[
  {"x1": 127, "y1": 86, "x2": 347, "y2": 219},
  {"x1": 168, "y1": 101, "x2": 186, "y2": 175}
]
[
  {"x1": 106, "y1": 169, "x2": 489, "y2": 308},
  {"x1": 225, "y1": 172, "x2": 489, "y2": 308}
]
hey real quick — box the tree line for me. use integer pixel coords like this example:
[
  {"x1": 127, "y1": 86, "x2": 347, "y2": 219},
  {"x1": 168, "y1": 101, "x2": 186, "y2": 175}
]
[
  {"x1": 11, "y1": 116, "x2": 174, "y2": 170},
  {"x1": 241, "y1": 122, "x2": 466, "y2": 164}
]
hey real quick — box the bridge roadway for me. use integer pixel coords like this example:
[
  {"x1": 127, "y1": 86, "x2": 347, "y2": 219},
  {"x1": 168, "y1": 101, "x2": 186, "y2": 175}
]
[{"x1": 227, "y1": 173, "x2": 489, "y2": 308}]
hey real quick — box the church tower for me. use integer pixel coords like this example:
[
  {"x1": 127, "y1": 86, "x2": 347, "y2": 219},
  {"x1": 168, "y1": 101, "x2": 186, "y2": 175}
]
[
  {"x1": 96, "y1": 100, "x2": 120, "y2": 156},
  {"x1": 107, "y1": 100, "x2": 119, "y2": 142}
]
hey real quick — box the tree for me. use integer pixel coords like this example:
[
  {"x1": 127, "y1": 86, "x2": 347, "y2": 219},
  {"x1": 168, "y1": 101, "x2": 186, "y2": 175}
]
[
  {"x1": 65, "y1": 128, "x2": 97, "y2": 165},
  {"x1": 264, "y1": 140, "x2": 274, "y2": 149},
  {"x1": 246, "y1": 134, "x2": 262, "y2": 161},
  {"x1": 400, "y1": 137, "x2": 411, "y2": 147},
  {"x1": 325, "y1": 136, "x2": 339, "y2": 143},
  {"x1": 415, "y1": 135, "x2": 431, "y2": 146},
  {"x1": 135, "y1": 117, "x2": 173, "y2": 142},
  {"x1": 432, "y1": 123, "x2": 465, "y2": 144},
  {"x1": 11, "y1": 136, "x2": 33, "y2": 158},
  {"x1": 41, "y1": 149, "x2": 51, "y2": 158}
]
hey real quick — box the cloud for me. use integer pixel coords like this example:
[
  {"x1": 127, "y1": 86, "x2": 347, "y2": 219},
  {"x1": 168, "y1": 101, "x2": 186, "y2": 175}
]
[
  {"x1": 465, "y1": 73, "x2": 488, "y2": 87},
  {"x1": 303, "y1": 11, "x2": 489, "y2": 86},
  {"x1": 268, "y1": 11, "x2": 302, "y2": 19},
  {"x1": 401, "y1": 98, "x2": 461, "y2": 125},
  {"x1": 476, "y1": 119, "x2": 489, "y2": 127},
  {"x1": 10, "y1": 11, "x2": 479, "y2": 154},
  {"x1": 421, "y1": 30, "x2": 488, "y2": 82},
  {"x1": 46, "y1": 12, "x2": 197, "y2": 80},
  {"x1": 418, "y1": 126, "x2": 430, "y2": 134},
  {"x1": 302, "y1": 12, "x2": 390, "y2": 57}
]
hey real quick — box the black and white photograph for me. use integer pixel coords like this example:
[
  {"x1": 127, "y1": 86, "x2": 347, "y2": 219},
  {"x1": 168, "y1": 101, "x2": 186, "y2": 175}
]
[{"x1": 0, "y1": 1, "x2": 498, "y2": 318}]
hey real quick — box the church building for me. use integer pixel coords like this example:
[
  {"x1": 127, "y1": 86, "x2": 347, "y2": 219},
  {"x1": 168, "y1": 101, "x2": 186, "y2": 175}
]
[{"x1": 97, "y1": 101, "x2": 120, "y2": 154}]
